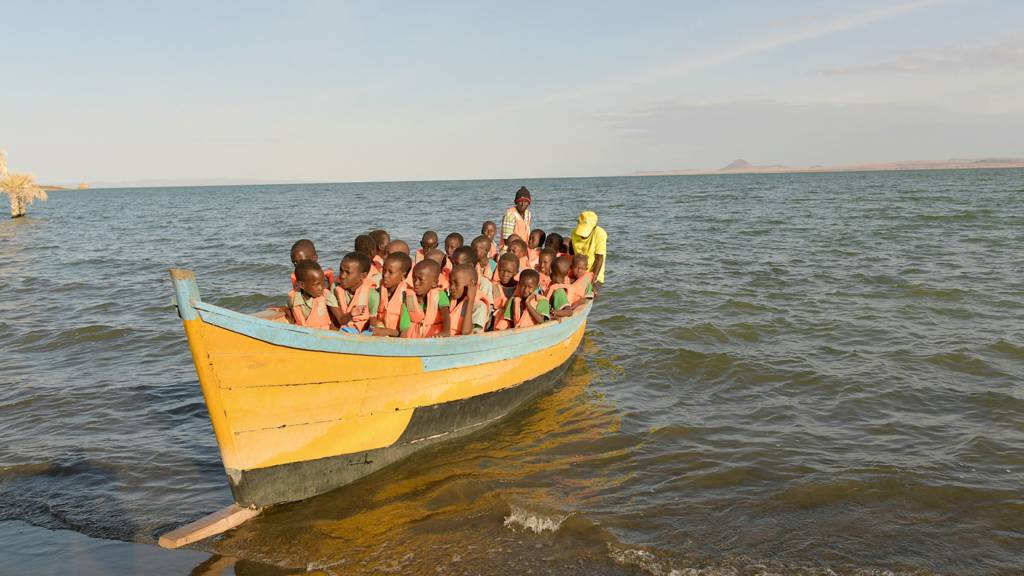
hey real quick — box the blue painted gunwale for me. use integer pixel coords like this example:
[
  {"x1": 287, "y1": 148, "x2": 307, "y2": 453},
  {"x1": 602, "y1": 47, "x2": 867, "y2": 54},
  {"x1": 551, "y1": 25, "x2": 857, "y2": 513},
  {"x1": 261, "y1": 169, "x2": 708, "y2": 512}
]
[{"x1": 172, "y1": 269, "x2": 589, "y2": 370}]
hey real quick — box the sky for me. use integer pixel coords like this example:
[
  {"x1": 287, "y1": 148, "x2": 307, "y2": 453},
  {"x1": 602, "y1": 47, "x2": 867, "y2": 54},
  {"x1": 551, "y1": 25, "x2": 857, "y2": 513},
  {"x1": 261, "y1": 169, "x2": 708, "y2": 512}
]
[{"x1": 2, "y1": 0, "x2": 1023, "y2": 184}]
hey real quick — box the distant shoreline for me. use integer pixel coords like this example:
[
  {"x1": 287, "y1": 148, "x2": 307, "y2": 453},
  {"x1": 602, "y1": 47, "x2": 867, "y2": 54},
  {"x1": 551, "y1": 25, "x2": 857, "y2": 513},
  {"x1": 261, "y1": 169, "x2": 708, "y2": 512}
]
[
  {"x1": 40, "y1": 158, "x2": 1024, "y2": 190},
  {"x1": 632, "y1": 158, "x2": 1024, "y2": 177}
]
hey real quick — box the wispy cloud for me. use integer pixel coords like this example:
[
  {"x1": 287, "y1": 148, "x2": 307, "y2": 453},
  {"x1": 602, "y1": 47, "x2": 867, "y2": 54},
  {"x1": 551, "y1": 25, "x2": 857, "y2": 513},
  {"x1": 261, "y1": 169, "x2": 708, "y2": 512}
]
[
  {"x1": 502, "y1": 0, "x2": 950, "y2": 111},
  {"x1": 818, "y1": 33, "x2": 1024, "y2": 75}
]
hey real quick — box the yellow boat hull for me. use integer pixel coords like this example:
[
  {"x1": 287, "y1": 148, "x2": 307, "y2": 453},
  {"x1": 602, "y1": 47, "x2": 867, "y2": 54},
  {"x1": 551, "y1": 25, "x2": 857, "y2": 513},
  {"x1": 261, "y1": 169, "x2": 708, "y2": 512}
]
[{"x1": 170, "y1": 269, "x2": 590, "y2": 507}]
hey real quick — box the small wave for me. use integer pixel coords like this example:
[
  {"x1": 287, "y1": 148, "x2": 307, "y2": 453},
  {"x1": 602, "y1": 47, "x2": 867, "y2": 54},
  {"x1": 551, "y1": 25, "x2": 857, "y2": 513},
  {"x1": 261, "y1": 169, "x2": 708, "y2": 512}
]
[{"x1": 503, "y1": 504, "x2": 569, "y2": 534}]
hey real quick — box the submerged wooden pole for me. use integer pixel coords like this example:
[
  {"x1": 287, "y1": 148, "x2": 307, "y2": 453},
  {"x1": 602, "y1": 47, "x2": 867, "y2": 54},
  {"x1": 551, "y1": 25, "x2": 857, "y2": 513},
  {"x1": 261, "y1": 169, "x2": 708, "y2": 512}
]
[{"x1": 158, "y1": 504, "x2": 261, "y2": 549}]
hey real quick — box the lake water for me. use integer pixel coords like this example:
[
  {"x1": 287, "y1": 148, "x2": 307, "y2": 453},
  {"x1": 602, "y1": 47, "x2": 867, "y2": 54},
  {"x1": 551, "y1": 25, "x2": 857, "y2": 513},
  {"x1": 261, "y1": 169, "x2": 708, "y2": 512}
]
[{"x1": 1, "y1": 170, "x2": 1022, "y2": 575}]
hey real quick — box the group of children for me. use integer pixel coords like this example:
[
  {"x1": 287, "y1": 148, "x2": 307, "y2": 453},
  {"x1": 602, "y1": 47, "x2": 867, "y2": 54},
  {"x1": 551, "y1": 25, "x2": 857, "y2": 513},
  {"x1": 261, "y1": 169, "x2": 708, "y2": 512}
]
[{"x1": 286, "y1": 221, "x2": 594, "y2": 338}]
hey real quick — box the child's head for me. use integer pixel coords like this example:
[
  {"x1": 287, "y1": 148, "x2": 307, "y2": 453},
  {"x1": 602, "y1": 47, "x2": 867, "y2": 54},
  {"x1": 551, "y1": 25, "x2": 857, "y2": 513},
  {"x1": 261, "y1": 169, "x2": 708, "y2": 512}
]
[
  {"x1": 386, "y1": 239, "x2": 410, "y2": 255},
  {"x1": 451, "y1": 245, "x2": 478, "y2": 267},
  {"x1": 497, "y1": 253, "x2": 520, "y2": 286},
  {"x1": 528, "y1": 229, "x2": 546, "y2": 250},
  {"x1": 355, "y1": 234, "x2": 377, "y2": 258},
  {"x1": 481, "y1": 221, "x2": 497, "y2": 240},
  {"x1": 420, "y1": 231, "x2": 439, "y2": 252},
  {"x1": 444, "y1": 233, "x2": 464, "y2": 257},
  {"x1": 570, "y1": 254, "x2": 589, "y2": 280},
  {"x1": 471, "y1": 235, "x2": 491, "y2": 264},
  {"x1": 506, "y1": 233, "x2": 524, "y2": 246},
  {"x1": 294, "y1": 260, "x2": 325, "y2": 298},
  {"x1": 290, "y1": 239, "x2": 318, "y2": 266},
  {"x1": 509, "y1": 239, "x2": 528, "y2": 259},
  {"x1": 369, "y1": 230, "x2": 391, "y2": 255},
  {"x1": 449, "y1": 263, "x2": 478, "y2": 301},
  {"x1": 339, "y1": 252, "x2": 371, "y2": 291},
  {"x1": 517, "y1": 269, "x2": 540, "y2": 297},
  {"x1": 381, "y1": 253, "x2": 412, "y2": 290},
  {"x1": 425, "y1": 248, "x2": 447, "y2": 269},
  {"x1": 551, "y1": 257, "x2": 570, "y2": 283},
  {"x1": 537, "y1": 249, "x2": 556, "y2": 275},
  {"x1": 411, "y1": 260, "x2": 441, "y2": 297},
  {"x1": 544, "y1": 233, "x2": 563, "y2": 254}
]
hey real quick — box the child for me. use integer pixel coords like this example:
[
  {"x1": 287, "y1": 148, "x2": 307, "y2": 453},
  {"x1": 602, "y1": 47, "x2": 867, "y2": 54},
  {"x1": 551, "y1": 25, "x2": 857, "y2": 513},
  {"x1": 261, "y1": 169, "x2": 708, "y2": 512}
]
[
  {"x1": 406, "y1": 260, "x2": 450, "y2": 338},
  {"x1": 355, "y1": 234, "x2": 382, "y2": 284},
  {"x1": 369, "y1": 230, "x2": 390, "y2": 277},
  {"x1": 546, "y1": 257, "x2": 584, "y2": 319},
  {"x1": 545, "y1": 232, "x2": 569, "y2": 260},
  {"x1": 451, "y1": 246, "x2": 493, "y2": 330},
  {"x1": 290, "y1": 239, "x2": 334, "y2": 289},
  {"x1": 448, "y1": 263, "x2": 489, "y2": 335},
  {"x1": 289, "y1": 260, "x2": 341, "y2": 330},
  {"x1": 481, "y1": 221, "x2": 499, "y2": 260},
  {"x1": 501, "y1": 269, "x2": 550, "y2": 329},
  {"x1": 416, "y1": 231, "x2": 438, "y2": 264},
  {"x1": 507, "y1": 238, "x2": 530, "y2": 274},
  {"x1": 425, "y1": 248, "x2": 451, "y2": 290},
  {"x1": 568, "y1": 254, "x2": 595, "y2": 304},
  {"x1": 527, "y1": 229, "x2": 546, "y2": 268},
  {"x1": 444, "y1": 233, "x2": 464, "y2": 261},
  {"x1": 333, "y1": 252, "x2": 379, "y2": 333},
  {"x1": 490, "y1": 253, "x2": 520, "y2": 331},
  {"x1": 371, "y1": 252, "x2": 413, "y2": 337},
  {"x1": 470, "y1": 235, "x2": 498, "y2": 283},
  {"x1": 387, "y1": 239, "x2": 410, "y2": 256},
  {"x1": 535, "y1": 248, "x2": 556, "y2": 292}
]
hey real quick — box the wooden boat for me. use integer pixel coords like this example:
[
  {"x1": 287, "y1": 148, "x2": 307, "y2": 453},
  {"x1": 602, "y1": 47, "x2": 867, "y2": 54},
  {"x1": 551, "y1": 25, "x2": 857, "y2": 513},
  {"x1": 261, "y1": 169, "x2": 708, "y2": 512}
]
[{"x1": 168, "y1": 269, "x2": 591, "y2": 513}]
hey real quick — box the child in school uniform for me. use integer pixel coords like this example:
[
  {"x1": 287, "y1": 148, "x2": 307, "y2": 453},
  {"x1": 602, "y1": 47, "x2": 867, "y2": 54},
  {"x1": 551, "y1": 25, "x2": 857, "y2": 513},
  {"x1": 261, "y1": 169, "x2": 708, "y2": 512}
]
[
  {"x1": 490, "y1": 253, "x2": 520, "y2": 331},
  {"x1": 527, "y1": 229, "x2": 546, "y2": 268},
  {"x1": 371, "y1": 252, "x2": 414, "y2": 337},
  {"x1": 547, "y1": 257, "x2": 587, "y2": 318},
  {"x1": 500, "y1": 269, "x2": 550, "y2": 329},
  {"x1": 448, "y1": 263, "x2": 489, "y2": 335},
  {"x1": 333, "y1": 252, "x2": 378, "y2": 333},
  {"x1": 471, "y1": 235, "x2": 498, "y2": 283},
  {"x1": 535, "y1": 248, "x2": 556, "y2": 292},
  {"x1": 451, "y1": 246, "x2": 492, "y2": 332},
  {"x1": 406, "y1": 260, "x2": 450, "y2": 338},
  {"x1": 416, "y1": 231, "x2": 438, "y2": 264},
  {"x1": 568, "y1": 254, "x2": 595, "y2": 304},
  {"x1": 421, "y1": 248, "x2": 449, "y2": 290},
  {"x1": 481, "y1": 221, "x2": 499, "y2": 260},
  {"x1": 355, "y1": 234, "x2": 381, "y2": 283},
  {"x1": 289, "y1": 239, "x2": 334, "y2": 289},
  {"x1": 289, "y1": 261, "x2": 341, "y2": 330}
]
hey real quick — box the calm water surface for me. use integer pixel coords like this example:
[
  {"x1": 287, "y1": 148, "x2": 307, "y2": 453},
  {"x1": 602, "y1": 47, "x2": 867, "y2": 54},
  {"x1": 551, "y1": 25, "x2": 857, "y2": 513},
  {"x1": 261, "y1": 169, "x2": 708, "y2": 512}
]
[{"x1": 1, "y1": 170, "x2": 1022, "y2": 575}]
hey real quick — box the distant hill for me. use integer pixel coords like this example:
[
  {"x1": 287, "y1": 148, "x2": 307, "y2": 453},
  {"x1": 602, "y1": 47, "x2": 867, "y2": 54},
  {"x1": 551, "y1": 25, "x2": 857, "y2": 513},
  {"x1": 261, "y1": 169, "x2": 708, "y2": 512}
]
[
  {"x1": 633, "y1": 157, "x2": 1024, "y2": 177},
  {"x1": 721, "y1": 159, "x2": 752, "y2": 171}
]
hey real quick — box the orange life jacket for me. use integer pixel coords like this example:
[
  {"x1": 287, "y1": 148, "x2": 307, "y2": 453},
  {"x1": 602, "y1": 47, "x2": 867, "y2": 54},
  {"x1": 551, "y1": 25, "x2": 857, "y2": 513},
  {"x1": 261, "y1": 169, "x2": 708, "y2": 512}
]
[
  {"x1": 527, "y1": 247, "x2": 540, "y2": 268},
  {"x1": 545, "y1": 281, "x2": 571, "y2": 311},
  {"x1": 437, "y1": 268, "x2": 450, "y2": 291},
  {"x1": 371, "y1": 255, "x2": 384, "y2": 276},
  {"x1": 491, "y1": 284, "x2": 516, "y2": 331},
  {"x1": 377, "y1": 282, "x2": 409, "y2": 332},
  {"x1": 449, "y1": 288, "x2": 489, "y2": 336},
  {"x1": 566, "y1": 272, "x2": 594, "y2": 305},
  {"x1": 288, "y1": 290, "x2": 333, "y2": 330},
  {"x1": 406, "y1": 288, "x2": 444, "y2": 338},
  {"x1": 504, "y1": 207, "x2": 530, "y2": 246},
  {"x1": 291, "y1": 268, "x2": 334, "y2": 290},
  {"x1": 510, "y1": 294, "x2": 545, "y2": 329},
  {"x1": 334, "y1": 277, "x2": 376, "y2": 332},
  {"x1": 487, "y1": 241, "x2": 498, "y2": 260},
  {"x1": 414, "y1": 249, "x2": 426, "y2": 264},
  {"x1": 537, "y1": 271, "x2": 551, "y2": 292}
]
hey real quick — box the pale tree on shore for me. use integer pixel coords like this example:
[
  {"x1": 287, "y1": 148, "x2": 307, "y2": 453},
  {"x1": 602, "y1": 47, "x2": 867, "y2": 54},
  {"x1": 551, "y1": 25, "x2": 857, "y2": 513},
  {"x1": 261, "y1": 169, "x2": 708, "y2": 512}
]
[{"x1": 0, "y1": 150, "x2": 48, "y2": 218}]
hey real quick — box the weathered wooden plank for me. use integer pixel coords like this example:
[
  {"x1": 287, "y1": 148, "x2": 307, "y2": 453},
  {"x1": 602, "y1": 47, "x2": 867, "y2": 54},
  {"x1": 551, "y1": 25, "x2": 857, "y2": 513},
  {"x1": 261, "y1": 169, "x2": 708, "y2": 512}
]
[{"x1": 158, "y1": 504, "x2": 261, "y2": 549}]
